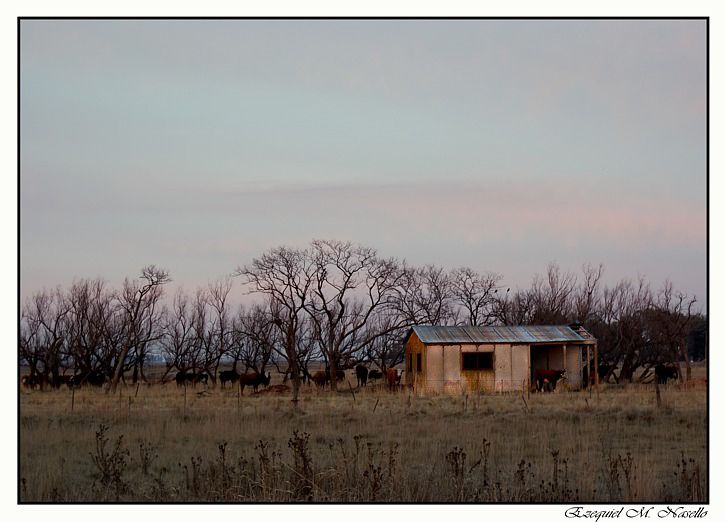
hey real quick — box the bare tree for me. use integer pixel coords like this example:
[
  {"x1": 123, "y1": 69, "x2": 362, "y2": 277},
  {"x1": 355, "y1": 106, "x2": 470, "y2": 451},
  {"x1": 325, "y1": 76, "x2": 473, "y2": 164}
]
[
  {"x1": 189, "y1": 288, "x2": 216, "y2": 378},
  {"x1": 493, "y1": 287, "x2": 534, "y2": 326},
  {"x1": 529, "y1": 263, "x2": 577, "y2": 324},
  {"x1": 573, "y1": 263, "x2": 604, "y2": 324},
  {"x1": 450, "y1": 267, "x2": 502, "y2": 326},
  {"x1": 109, "y1": 265, "x2": 170, "y2": 393},
  {"x1": 160, "y1": 289, "x2": 197, "y2": 381},
  {"x1": 206, "y1": 278, "x2": 234, "y2": 383},
  {"x1": 20, "y1": 287, "x2": 71, "y2": 388},
  {"x1": 234, "y1": 301, "x2": 277, "y2": 375},
  {"x1": 236, "y1": 247, "x2": 310, "y2": 405},
  {"x1": 590, "y1": 276, "x2": 653, "y2": 383},
  {"x1": 392, "y1": 264, "x2": 457, "y2": 325},
  {"x1": 64, "y1": 279, "x2": 119, "y2": 380},
  {"x1": 647, "y1": 281, "x2": 698, "y2": 381},
  {"x1": 300, "y1": 240, "x2": 406, "y2": 391},
  {"x1": 360, "y1": 308, "x2": 407, "y2": 371}
]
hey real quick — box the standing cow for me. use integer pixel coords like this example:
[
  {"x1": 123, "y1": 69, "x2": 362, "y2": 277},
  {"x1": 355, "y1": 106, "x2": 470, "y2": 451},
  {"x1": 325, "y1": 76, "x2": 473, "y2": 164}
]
[
  {"x1": 69, "y1": 370, "x2": 107, "y2": 388},
  {"x1": 368, "y1": 369, "x2": 383, "y2": 383},
  {"x1": 386, "y1": 368, "x2": 402, "y2": 390},
  {"x1": 239, "y1": 372, "x2": 271, "y2": 394},
  {"x1": 533, "y1": 369, "x2": 566, "y2": 392},
  {"x1": 175, "y1": 371, "x2": 191, "y2": 387},
  {"x1": 355, "y1": 364, "x2": 368, "y2": 387},
  {"x1": 311, "y1": 371, "x2": 329, "y2": 388},
  {"x1": 219, "y1": 370, "x2": 240, "y2": 388},
  {"x1": 654, "y1": 364, "x2": 679, "y2": 385}
]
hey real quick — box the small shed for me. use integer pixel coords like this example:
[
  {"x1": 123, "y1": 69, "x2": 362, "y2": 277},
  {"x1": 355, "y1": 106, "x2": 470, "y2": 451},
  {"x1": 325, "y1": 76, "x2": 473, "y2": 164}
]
[{"x1": 402, "y1": 324, "x2": 597, "y2": 393}]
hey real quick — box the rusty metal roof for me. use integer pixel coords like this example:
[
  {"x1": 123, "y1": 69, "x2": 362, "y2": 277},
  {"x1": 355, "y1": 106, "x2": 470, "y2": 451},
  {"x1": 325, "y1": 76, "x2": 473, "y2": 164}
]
[{"x1": 407, "y1": 325, "x2": 590, "y2": 345}]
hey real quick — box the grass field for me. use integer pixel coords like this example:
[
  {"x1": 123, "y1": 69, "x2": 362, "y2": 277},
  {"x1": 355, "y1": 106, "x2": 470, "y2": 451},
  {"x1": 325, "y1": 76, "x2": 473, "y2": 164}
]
[{"x1": 19, "y1": 368, "x2": 707, "y2": 502}]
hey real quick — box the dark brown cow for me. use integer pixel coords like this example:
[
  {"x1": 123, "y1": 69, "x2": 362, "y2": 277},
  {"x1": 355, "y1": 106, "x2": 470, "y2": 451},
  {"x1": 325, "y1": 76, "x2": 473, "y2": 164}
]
[
  {"x1": 654, "y1": 364, "x2": 678, "y2": 385},
  {"x1": 239, "y1": 372, "x2": 271, "y2": 394},
  {"x1": 386, "y1": 368, "x2": 402, "y2": 390},
  {"x1": 175, "y1": 371, "x2": 190, "y2": 386},
  {"x1": 21, "y1": 374, "x2": 38, "y2": 389},
  {"x1": 50, "y1": 375, "x2": 72, "y2": 389},
  {"x1": 311, "y1": 371, "x2": 329, "y2": 388},
  {"x1": 219, "y1": 370, "x2": 240, "y2": 388},
  {"x1": 533, "y1": 369, "x2": 566, "y2": 392},
  {"x1": 368, "y1": 369, "x2": 383, "y2": 382},
  {"x1": 23, "y1": 373, "x2": 51, "y2": 390},
  {"x1": 355, "y1": 364, "x2": 368, "y2": 387},
  {"x1": 69, "y1": 370, "x2": 106, "y2": 388}
]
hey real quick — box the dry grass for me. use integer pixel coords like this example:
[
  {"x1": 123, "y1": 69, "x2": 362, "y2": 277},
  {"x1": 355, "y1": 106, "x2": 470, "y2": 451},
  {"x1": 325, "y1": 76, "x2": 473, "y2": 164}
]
[{"x1": 19, "y1": 372, "x2": 707, "y2": 502}]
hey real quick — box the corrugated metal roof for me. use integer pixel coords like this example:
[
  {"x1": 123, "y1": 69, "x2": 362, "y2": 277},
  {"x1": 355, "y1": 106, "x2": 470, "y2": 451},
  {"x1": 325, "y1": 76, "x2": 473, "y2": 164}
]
[{"x1": 408, "y1": 325, "x2": 589, "y2": 345}]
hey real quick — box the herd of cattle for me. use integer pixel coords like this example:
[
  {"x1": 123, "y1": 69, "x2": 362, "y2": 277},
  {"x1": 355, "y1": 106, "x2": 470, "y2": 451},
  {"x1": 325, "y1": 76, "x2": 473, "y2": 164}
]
[
  {"x1": 20, "y1": 364, "x2": 407, "y2": 392},
  {"x1": 21, "y1": 370, "x2": 107, "y2": 389},
  {"x1": 20, "y1": 362, "x2": 682, "y2": 392},
  {"x1": 213, "y1": 365, "x2": 403, "y2": 391}
]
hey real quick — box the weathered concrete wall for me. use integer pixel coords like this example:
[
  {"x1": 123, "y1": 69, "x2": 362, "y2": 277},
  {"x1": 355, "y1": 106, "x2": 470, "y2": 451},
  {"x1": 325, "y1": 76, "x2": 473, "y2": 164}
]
[
  {"x1": 566, "y1": 345, "x2": 583, "y2": 389},
  {"x1": 405, "y1": 332, "x2": 426, "y2": 387},
  {"x1": 443, "y1": 344, "x2": 463, "y2": 393},
  {"x1": 546, "y1": 346, "x2": 565, "y2": 369},
  {"x1": 493, "y1": 344, "x2": 511, "y2": 392},
  {"x1": 423, "y1": 344, "x2": 444, "y2": 392},
  {"x1": 511, "y1": 344, "x2": 530, "y2": 391}
]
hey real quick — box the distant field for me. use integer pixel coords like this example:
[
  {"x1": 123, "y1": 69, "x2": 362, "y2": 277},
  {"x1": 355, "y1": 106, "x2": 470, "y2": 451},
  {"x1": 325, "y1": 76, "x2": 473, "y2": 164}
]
[{"x1": 19, "y1": 370, "x2": 707, "y2": 502}]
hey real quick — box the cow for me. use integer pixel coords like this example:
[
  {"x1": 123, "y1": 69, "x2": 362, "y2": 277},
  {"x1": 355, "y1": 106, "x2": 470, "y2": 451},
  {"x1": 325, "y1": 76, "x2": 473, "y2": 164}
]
[
  {"x1": 50, "y1": 375, "x2": 72, "y2": 389},
  {"x1": 23, "y1": 373, "x2": 52, "y2": 390},
  {"x1": 311, "y1": 370, "x2": 329, "y2": 388},
  {"x1": 239, "y1": 372, "x2": 271, "y2": 395},
  {"x1": 654, "y1": 364, "x2": 679, "y2": 385},
  {"x1": 368, "y1": 369, "x2": 383, "y2": 382},
  {"x1": 355, "y1": 364, "x2": 368, "y2": 387},
  {"x1": 21, "y1": 374, "x2": 40, "y2": 389},
  {"x1": 175, "y1": 371, "x2": 189, "y2": 387},
  {"x1": 533, "y1": 369, "x2": 566, "y2": 392},
  {"x1": 386, "y1": 368, "x2": 402, "y2": 390},
  {"x1": 334, "y1": 369, "x2": 345, "y2": 382},
  {"x1": 69, "y1": 370, "x2": 106, "y2": 388},
  {"x1": 174, "y1": 371, "x2": 205, "y2": 386},
  {"x1": 219, "y1": 370, "x2": 240, "y2": 388},
  {"x1": 88, "y1": 371, "x2": 107, "y2": 387}
]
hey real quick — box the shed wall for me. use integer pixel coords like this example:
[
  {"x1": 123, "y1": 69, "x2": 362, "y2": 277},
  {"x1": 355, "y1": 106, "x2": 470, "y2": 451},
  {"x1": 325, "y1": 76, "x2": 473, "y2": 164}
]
[
  {"x1": 511, "y1": 344, "x2": 531, "y2": 391},
  {"x1": 405, "y1": 333, "x2": 426, "y2": 387},
  {"x1": 424, "y1": 344, "x2": 444, "y2": 392},
  {"x1": 566, "y1": 346, "x2": 583, "y2": 389},
  {"x1": 493, "y1": 344, "x2": 511, "y2": 391},
  {"x1": 443, "y1": 344, "x2": 462, "y2": 392}
]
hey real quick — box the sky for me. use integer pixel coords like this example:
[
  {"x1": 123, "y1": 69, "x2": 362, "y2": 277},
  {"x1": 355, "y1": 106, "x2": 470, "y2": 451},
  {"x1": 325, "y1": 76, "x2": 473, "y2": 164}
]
[{"x1": 20, "y1": 19, "x2": 707, "y2": 305}]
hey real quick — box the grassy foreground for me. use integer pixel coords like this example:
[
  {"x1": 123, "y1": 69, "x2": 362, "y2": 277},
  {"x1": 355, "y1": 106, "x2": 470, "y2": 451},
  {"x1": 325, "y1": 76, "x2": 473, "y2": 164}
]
[{"x1": 19, "y1": 376, "x2": 706, "y2": 502}]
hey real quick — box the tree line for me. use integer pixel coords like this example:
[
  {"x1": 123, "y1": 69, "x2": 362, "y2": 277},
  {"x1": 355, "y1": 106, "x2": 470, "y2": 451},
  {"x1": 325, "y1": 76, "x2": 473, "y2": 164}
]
[{"x1": 19, "y1": 239, "x2": 706, "y2": 402}]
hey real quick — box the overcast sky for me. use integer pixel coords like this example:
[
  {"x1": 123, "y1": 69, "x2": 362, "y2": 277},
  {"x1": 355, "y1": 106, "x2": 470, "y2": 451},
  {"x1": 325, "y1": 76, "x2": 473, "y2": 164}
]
[{"x1": 20, "y1": 19, "x2": 706, "y2": 304}]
